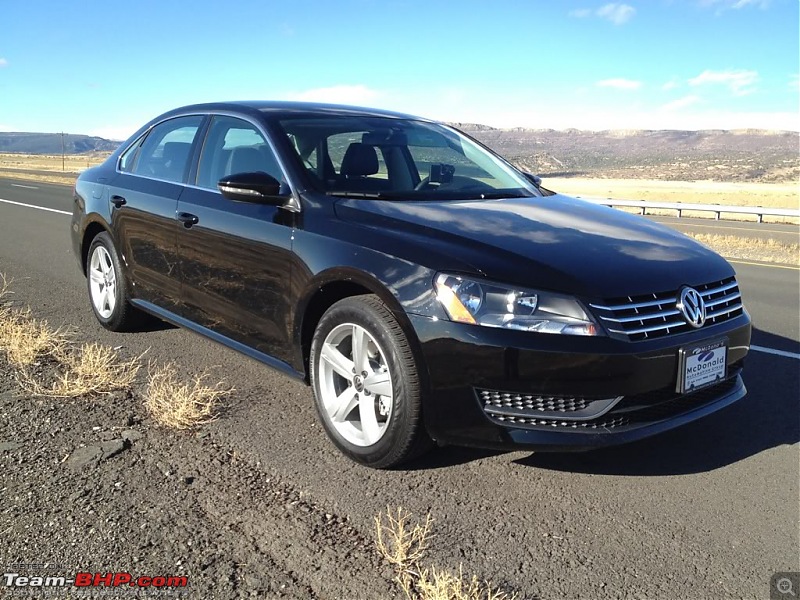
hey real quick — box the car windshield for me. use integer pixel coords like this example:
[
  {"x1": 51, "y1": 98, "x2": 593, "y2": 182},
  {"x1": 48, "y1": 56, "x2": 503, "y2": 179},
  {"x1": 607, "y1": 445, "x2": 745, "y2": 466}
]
[{"x1": 276, "y1": 116, "x2": 537, "y2": 200}]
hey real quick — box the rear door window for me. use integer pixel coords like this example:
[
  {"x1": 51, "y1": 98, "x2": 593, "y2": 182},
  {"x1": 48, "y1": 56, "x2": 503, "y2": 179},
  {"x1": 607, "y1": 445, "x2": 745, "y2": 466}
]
[{"x1": 132, "y1": 116, "x2": 203, "y2": 184}]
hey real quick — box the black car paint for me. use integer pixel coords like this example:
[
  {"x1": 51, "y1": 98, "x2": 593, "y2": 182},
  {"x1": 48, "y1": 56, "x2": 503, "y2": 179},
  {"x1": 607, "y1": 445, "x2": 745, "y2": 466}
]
[{"x1": 71, "y1": 101, "x2": 751, "y2": 451}]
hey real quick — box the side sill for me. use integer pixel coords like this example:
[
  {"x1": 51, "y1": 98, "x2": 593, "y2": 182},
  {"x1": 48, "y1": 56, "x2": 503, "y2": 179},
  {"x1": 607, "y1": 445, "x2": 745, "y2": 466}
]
[{"x1": 130, "y1": 299, "x2": 306, "y2": 383}]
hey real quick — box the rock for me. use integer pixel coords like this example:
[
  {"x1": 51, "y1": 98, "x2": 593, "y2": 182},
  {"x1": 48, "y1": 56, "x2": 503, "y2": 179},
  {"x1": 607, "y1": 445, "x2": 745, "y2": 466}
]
[
  {"x1": 99, "y1": 439, "x2": 127, "y2": 460},
  {"x1": 66, "y1": 438, "x2": 128, "y2": 470},
  {"x1": 66, "y1": 446, "x2": 103, "y2": 469},
  {"x1": 121, "y1": 429, "x2": 144, "y2": 443},
  {"x1": 0, "y1": 441, "x2": 21, "y2": 452}
]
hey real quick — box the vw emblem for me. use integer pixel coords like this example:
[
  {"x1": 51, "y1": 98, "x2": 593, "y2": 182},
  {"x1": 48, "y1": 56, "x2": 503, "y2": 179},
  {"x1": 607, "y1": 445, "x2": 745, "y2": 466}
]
[{"x1": 677, "y1": 287, "x2": 706, "y2": 328}]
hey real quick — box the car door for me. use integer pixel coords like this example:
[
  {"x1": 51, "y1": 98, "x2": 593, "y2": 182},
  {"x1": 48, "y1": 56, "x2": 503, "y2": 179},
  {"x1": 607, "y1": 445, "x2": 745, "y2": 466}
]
[
  {"x1": 110, "y1": 115, "x2": 205, "y2": 313},
  {"x1": 176, "y1": 115, "x2": 296, "y2": 362}
]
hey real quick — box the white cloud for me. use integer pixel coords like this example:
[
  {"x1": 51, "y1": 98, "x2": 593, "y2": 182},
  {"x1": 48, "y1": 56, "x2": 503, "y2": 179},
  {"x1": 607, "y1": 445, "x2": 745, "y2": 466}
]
[
  {"x1": 596, "y1": 3, "x2": 636, "y2": 24},
  {"x1": 0, "y1": 58, "x2": 8, "y2": 68},
  {"x1": 661, "y1": 95, "x2": 702, "y2": 111},
  {"x1": 688, "y1": 69, "x2": 759, "y2": 96},
  {"x1": 790, "y1": 74, "x2": 799, "y2": 92},
  {"x1": 662, "y1": 79, "x2": 680, "y2": 91},
  {"x1": 596, "y1": 78, "x2": 642, "y2": 90},
  {"x1": 699, "y1": 0, "x2": 770, "y2": 11},
  {"x1": 568, "y1": 3, "x2": 635, "y2": 24},
  {"x1": 286, "y1": 84, "x2": 381, "y2": 105}
]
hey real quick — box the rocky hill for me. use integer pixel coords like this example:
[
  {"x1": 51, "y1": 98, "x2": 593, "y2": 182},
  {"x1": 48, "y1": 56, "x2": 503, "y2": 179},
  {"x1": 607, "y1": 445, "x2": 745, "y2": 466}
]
[
  {"x1": 455, "y1": 126, "x2": 799, "y2": 183},
  {"x1": 2, "y1": 128, "x2": 798, "y2": 183},
  {"x1": 0, "y1": 132, "x2": 120, "y2": 154}
]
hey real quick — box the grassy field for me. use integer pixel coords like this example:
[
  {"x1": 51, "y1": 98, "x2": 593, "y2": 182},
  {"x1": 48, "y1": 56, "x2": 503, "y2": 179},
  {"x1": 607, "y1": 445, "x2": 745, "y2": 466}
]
[
  {"x1": 0, "y1": 153, "x2": 796, "y2": 220},
  {"x1": 687, "y1": 233, "x2": 799, "y2": 265},
  {"x1": 546, "y1": 177, "x2": 799, "y2": 210},
  {"x1": 0, "y1": 151, "x2": 110, "y2": 185}
]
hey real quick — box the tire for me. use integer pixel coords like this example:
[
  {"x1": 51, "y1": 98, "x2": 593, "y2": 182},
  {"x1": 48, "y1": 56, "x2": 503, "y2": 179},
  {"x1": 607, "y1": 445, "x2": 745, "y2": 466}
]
[
  {"x1": 309, "y1": 295, "x2": 431, "y2": 468},
  {"x1": 86, "y1": 231, "x2": 142, "y2": 332}
]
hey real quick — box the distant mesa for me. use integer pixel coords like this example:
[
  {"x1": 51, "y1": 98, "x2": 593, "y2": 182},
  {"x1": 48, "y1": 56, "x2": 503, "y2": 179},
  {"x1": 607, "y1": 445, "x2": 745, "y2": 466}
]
[
  {"x1": 1, "y1": 127, "x2": 796, "y2": 183},
  {"x1": 0, "y1": 132, "x2": 121, "y2": 155}
]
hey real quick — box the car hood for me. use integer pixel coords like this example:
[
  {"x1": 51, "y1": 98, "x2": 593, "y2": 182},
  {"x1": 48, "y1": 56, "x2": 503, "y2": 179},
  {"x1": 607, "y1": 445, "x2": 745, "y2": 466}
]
[{"x1": 333, "y1": 194, "x2": 734, "y2": 299}]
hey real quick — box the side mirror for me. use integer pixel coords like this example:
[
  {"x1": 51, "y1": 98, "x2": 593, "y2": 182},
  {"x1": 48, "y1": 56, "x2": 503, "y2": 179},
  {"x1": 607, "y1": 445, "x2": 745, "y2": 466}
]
[
  {"x1": 218, "y1": 172, "x2": 289, "y2": 204},
  {"x1": 523, "y1": 172, "x2": 542, "y2": 188}
]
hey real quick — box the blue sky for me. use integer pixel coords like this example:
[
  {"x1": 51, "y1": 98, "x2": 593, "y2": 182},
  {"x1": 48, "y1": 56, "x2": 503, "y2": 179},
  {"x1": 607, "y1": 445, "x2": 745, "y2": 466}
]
[{"x1": 0, "y1": 0, "x2": 797, "y2": 138}]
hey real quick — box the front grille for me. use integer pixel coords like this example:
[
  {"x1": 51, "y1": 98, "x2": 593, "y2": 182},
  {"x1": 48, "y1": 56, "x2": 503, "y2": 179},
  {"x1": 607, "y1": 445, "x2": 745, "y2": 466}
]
[
  {"x1": 481, "y1": 366, "x2": 742, "y2": 432},
  {"x1": 590, "y1": 276, "x2": 744, "y2": 341}
]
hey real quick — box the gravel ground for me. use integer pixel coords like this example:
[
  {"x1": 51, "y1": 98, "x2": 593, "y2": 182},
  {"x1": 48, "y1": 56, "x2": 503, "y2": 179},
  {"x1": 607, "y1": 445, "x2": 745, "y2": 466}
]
[{"x1": 0, "y1": 358, "x2": 398, "y2": 599}]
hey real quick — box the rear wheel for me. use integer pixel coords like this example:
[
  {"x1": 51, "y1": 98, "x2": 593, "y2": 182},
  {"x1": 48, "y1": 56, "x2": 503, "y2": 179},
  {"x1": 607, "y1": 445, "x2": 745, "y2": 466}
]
[
  {"x1": 86, "y1": 232, "x2": 142, "y2": 331},
  {"x1": 310, "y1": 295, "x2": 431, "y2": 468}
]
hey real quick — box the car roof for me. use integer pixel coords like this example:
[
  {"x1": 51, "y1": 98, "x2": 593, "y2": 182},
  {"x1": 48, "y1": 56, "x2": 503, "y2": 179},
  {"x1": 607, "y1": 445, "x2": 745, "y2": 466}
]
[{"x1": 162, "y1": 101, "x2": 429, "y2": 122}]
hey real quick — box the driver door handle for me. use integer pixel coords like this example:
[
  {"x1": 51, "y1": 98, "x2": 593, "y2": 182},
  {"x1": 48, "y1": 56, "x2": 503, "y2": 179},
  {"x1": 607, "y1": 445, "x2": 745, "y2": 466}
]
[{"x1": 177, "y1": 212, "x2": 199, "y2": 228}]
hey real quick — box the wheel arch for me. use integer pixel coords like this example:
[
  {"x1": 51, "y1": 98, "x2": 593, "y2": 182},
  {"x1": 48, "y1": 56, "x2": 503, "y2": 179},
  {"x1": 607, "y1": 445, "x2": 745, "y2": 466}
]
[
  {"x1": 295, "y1": 268, "x2": 425, "y2": 387},
  {"x1": 80, "y1": 220, "x2": 112, "y2": 275}
]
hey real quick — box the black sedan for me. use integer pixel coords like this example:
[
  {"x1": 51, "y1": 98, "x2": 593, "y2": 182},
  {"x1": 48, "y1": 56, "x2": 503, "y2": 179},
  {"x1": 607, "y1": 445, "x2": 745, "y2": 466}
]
[{"x1": 71, "y1": 101, "x2": 751, "y2": 468}]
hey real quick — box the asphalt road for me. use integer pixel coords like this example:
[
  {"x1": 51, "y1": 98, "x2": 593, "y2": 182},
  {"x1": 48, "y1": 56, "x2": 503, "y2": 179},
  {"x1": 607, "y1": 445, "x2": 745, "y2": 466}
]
[{"x1": 0, "y1": 178, "x2": 798, "y2": 599}]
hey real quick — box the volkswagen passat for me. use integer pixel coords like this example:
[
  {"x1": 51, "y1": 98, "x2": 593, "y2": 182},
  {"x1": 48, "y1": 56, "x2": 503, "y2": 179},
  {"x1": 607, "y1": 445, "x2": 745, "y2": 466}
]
[{"x1": 71, "y1": 102, "x2": 751, "y2": 468}]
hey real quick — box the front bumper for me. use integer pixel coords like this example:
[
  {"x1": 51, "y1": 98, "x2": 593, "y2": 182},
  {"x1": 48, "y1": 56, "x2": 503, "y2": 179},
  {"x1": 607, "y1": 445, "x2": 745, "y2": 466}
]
[{"x1": 409, "y1": 311, "x2": 751, "y2": 451}]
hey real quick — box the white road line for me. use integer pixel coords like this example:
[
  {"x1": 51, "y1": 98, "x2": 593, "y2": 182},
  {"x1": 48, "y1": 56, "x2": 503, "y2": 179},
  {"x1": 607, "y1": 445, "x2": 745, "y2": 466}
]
[
  {"x1": 657, "y1": 221, "x2": 799, "y2": 236},
  {"x1": 0, "y1": 197, "x2": 71, "y2": 216},
  {"x1": 10, "y1": 183, "x2": 39, "y2": 190},
  {"x1": 750, "y1": 345, "x2": 800, "y2": 360}
]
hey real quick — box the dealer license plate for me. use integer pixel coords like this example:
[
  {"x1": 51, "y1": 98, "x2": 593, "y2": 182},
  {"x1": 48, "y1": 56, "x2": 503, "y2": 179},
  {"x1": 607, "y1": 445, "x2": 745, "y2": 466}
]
[{"x1": 677, "y1": 339, "x2": 728, "y2": 394}]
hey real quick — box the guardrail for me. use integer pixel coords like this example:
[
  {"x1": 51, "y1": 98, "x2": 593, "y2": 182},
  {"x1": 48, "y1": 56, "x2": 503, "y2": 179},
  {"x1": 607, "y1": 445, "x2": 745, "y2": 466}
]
[{"x1": 578, "y1": 197, "x2": 800, "y2": 223}]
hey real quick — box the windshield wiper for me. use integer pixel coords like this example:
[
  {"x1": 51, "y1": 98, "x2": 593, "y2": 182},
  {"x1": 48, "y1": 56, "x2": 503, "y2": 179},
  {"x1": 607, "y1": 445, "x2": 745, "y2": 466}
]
[
  {"x1": 326, "y1": 191, "x2": 386, "y2": 199},
  {"x1": 476, "y1": 191, "x2": 531, "y2": 199}
]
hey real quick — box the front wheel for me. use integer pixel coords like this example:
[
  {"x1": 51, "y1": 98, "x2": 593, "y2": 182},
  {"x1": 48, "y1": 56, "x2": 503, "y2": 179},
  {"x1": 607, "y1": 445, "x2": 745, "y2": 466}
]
[
  {"x1": 309, "y1": 295, "x2": 431, "y2": 468},
  {"x1": 86, "y1": 231, "x2": 142, "y2": 331}
]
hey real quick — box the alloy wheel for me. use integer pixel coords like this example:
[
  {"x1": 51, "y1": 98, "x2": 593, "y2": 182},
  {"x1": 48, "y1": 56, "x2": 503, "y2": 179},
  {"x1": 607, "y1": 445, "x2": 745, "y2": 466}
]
[
  {"x1": 88, "y1": 246, "x2": 117, "y2": 319},
  {"x1": 317, "y1": 322, "x2": 394, "y2": 447}
]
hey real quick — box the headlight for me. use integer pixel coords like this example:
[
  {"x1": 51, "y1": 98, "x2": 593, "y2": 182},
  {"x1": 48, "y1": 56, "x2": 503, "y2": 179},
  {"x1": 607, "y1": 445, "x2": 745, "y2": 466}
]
[{"x1": 434, "y1": 273, "x2": 600, "y2": 336}]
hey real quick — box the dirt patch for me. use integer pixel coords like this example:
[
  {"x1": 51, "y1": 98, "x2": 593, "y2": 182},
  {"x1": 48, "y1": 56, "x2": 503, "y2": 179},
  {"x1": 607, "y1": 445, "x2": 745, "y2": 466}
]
[{"x1": 0, "y1": 350, "x2": 401, "y2": 598}]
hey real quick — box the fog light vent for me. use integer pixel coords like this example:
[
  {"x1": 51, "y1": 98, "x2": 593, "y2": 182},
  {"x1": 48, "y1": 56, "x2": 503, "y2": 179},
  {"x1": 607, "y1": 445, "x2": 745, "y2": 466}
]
[
  {"x1": 479, "y1": 390, "x2": 590, "y2": 413},
  {"x1": 476, "y1": 388, "x2": 623, "y2": 422}
]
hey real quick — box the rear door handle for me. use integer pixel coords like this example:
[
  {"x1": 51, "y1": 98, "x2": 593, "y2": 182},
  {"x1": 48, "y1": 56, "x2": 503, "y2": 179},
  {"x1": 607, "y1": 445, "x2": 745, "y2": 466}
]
[
  {"x1": 110, "y1": 195, "x2": 127, "y2": 208},
  {"x1": 177, "y1": 212, "x2": 199, "y2": 228}
]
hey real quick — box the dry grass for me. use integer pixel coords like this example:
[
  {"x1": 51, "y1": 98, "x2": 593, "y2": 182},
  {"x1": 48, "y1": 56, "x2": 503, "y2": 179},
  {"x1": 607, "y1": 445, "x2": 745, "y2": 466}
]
[
  {"x1": 547, "y1": 177, "x2": 799, "y2": 210},
  {"x1": 416, "y1": 567, "x2": 514, "y2": 600},
  {"x1": 688, "y1": 233, "x2": 800, "y2": 265},
  {"x1": 144, "y1": 363, "x2": 229, "y2": 429},
  {"x1": 0, "y1": 151, "x2": 110, "y2": 185},
  {"x1": 0, "y1": 273, "x2": 10, "y2": 300},
  {"x1": 1, "y1": 275, "x2": 223, "y2": 431},
  {"x1": 0, "y1": 304, "x2": 70, "y2": 367},
  {"x1": 1, "y1": 273, "x2": 142, "y2": 397},
  {"x1": 19, "y1": 342, "x2": 141, "y2": 398},
  {"x1": 375, "y1": 507, "x2": 516, "y2": 600},
  {"x1": 0, "y1": 274, "x2": 64, "y2": 367},
  {"x1": 0, "y1": 151, "x2": 109, "y2": 172},
  {"x1": 375, "y1": 506, "x2": 434, "y2": 571}
]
